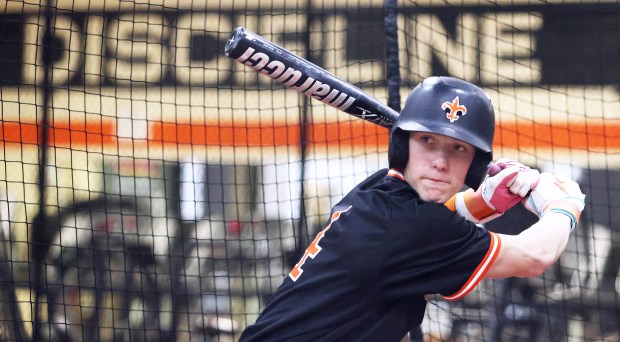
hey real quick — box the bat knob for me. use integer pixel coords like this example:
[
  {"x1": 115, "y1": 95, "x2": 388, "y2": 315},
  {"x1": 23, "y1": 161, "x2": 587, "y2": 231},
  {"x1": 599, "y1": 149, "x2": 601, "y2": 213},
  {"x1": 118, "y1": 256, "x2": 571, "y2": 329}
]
[
  {"x1": 487, "y1": 163, "x2": 502, "y2": 176},
  {"x1": 225, "y1": 27, "x2": 245, "y2": 56}
]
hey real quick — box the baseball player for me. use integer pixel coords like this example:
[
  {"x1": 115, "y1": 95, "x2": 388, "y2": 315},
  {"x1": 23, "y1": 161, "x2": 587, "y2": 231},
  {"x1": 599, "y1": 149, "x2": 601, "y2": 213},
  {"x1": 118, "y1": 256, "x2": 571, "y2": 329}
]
[{"x1": 238, "y1": 76, "x2": 585, "y2": 341}]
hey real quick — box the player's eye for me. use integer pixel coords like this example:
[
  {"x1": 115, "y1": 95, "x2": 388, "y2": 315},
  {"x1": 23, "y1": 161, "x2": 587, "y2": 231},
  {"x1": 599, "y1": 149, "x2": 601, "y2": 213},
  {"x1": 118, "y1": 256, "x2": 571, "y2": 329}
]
[
  {"x1": 420, "y1": 135, "x2": 433, "y2": 144},
  {"x1": 454, "y1": 144, "x2": 466, "y2": 152},
  {"x1": 451, "y1": 143, "x2": 474, "y2": 157}
]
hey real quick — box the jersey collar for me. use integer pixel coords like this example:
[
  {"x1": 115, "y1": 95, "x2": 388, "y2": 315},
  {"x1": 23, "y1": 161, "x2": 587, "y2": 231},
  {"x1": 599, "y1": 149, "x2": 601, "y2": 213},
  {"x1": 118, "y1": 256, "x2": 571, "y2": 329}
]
[{"x1": 387, "y1": 168, "x2": 405, "y2": 180}]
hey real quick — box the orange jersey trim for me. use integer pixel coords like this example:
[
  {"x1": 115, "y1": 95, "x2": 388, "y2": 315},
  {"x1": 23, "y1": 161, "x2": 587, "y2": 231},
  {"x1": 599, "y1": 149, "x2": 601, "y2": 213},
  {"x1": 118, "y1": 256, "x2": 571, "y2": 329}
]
[
  {"x1": 444, "y1": 195, "x2": 457, "y2": 211},
  {"x1": 442, "y1": 232, "x2": 501, "y2": 301},
  {"x1": 387, "y1": 169, "x2": 404, "y2": 180}
]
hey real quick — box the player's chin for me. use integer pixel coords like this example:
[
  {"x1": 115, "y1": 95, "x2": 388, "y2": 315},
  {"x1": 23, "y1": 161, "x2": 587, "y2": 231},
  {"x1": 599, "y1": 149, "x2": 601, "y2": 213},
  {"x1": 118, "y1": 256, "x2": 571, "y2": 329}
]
[
  {"x1": 418, "y1": 188, "x2": 453, "y2": 203},
  {"x1": 418, "y1": 182, "x2": 457, "y2": 203}
]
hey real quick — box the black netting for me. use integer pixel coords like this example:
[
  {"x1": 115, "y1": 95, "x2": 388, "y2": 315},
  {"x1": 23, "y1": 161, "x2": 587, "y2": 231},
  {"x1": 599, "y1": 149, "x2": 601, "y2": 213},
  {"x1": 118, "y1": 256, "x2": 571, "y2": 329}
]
[{"x1": 0, "y1": 1, "x2": 618, "y2": 341}]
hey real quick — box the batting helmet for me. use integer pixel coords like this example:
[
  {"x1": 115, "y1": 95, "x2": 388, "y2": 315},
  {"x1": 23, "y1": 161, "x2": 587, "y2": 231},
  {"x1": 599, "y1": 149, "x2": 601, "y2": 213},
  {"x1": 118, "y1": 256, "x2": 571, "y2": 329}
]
[{"x1": 388, "y1": 76, "x2": 495, "y2": 190}]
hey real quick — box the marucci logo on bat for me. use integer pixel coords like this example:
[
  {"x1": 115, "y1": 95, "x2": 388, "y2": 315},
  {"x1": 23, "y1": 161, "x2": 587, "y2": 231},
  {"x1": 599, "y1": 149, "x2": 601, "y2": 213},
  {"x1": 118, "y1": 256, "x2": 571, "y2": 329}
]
[{"x1": 235, "y1": 47, "x2": 356, "y2": 111}]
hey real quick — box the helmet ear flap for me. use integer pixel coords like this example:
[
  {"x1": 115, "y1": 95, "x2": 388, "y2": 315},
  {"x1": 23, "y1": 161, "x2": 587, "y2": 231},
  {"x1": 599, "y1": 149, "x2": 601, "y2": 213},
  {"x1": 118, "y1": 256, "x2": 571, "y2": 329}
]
[
  {"x1": 388, "y1": 128, "x2": 410, "y2": 170},
  {"x1": 465, "y1": 149, "x2": 493, "y2": 190}
]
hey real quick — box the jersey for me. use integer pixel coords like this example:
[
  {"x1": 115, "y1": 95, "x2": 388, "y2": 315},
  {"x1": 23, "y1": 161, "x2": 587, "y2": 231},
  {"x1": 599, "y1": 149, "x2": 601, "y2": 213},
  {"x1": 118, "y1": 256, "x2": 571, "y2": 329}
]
[{"x1": 239, "y1": 168, "x2": 501, "y2": 342}]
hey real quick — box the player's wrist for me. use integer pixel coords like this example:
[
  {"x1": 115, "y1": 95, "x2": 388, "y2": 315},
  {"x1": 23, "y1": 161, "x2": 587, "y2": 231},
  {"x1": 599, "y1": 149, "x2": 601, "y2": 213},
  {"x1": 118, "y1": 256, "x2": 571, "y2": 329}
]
[
  {"x1": 542, "y1": 198, "x2": 583, "y2": 231},
  {"x1": 541, "y1": 208, "x2": 577, "y2": 232},
  {"x1": 455, "y1": 189, "x2": 501, "y2": 224}
]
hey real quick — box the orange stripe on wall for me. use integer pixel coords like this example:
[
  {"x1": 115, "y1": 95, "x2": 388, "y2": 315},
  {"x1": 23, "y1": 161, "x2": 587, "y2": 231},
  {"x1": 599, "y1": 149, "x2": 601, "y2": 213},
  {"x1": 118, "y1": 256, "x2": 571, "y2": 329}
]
[
  {"x1": 148, "y1": 122, "x2": 301, "y2": 146},
  {"x1": 149, "y1": 120, "x2": 619, "y2": 150},
  {"x1": 1, "y1": 121, "x2": 116, "y2": 148},
  {"x1": 147, "y1": 121, "x2": 387, "y2": 147},
  {"x1": 2, "y1": 120, "x2": 619, "y2": 151},
  {"x1": 495, "y1": 121, "x2": 619, "y2": 151}
]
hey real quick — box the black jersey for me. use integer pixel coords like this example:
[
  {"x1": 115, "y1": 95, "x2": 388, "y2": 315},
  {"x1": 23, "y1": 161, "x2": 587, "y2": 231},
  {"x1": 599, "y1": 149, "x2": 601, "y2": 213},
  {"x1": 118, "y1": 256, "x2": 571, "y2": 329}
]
[{"x1": 239, "y1": 168, "x2": 500, "y2": 342}]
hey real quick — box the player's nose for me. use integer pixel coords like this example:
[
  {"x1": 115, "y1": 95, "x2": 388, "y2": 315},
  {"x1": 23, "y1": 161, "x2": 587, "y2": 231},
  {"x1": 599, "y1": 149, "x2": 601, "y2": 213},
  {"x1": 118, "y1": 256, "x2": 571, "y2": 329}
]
[{"x1": 431, "y1": 151, "x2": 449, "y2": 171}]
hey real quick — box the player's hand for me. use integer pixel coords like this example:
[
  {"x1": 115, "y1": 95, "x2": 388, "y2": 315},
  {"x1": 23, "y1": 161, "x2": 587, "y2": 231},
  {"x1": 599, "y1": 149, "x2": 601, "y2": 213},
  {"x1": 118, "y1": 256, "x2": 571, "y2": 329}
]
[
  {"x1": 523, "y1": 173, "x2": 586, "y2": 231},
  {"x1": 483, "y1": 158, "x2": 541, "y2": 213},
  {"x1": 445, "y1": 159, "x2": 540, "y2": 224}
]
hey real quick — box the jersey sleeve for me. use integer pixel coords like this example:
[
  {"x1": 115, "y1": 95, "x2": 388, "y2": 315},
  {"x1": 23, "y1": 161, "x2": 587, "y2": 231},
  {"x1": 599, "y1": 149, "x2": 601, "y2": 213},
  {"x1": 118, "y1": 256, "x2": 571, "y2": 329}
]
[
  {"x1": 381, "y1": 202, "x2": 502, "y2": 301},
  {"x1": 442, "y1": 231, "x2": 501, "y2": 301}
]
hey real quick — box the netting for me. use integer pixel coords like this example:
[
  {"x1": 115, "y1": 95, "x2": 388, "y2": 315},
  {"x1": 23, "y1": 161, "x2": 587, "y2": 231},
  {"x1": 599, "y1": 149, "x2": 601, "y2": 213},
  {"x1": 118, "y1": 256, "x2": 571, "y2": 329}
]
[{"x1": 0, "y1": 1, "x2": 618, "y2": 341}]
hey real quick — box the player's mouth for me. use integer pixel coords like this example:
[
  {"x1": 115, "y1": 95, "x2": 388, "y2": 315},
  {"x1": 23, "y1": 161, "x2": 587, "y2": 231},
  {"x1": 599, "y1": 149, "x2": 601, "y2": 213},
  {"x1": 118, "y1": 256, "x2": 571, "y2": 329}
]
[
  {"x1": 424, "y1": 177, "x2": 450, "y2": 185},
  {"x1": 418, "y1": 178, "x2": 453, "y2": 203}
]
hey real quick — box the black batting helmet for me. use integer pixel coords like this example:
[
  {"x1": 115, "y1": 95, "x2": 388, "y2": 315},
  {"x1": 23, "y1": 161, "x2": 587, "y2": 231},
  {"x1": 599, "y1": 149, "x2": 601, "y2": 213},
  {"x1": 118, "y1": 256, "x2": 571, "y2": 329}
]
[{"x1": 388, "y1": 76, "x2": 495, "y2": 190}]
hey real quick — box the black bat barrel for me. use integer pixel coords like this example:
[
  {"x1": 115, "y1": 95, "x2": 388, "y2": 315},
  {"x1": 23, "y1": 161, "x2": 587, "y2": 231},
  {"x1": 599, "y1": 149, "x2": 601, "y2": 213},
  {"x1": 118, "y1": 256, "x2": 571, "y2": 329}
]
[{"x1": 225, "y1": 27, "x2": 399, "y2": 128}]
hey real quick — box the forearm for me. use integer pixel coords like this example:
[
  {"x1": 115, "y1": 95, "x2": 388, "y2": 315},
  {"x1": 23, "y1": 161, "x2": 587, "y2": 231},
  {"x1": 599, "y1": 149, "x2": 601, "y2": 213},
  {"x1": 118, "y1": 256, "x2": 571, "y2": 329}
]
[
  {"x1": 488, "y1": 212, "x2": 572, "y2": 279},
  {"x1": 518, "y1": 212, "x2": 572, "y2": 267},
  {"x1": 486, "y1": 172, "x2": 585, "y2": 279}
]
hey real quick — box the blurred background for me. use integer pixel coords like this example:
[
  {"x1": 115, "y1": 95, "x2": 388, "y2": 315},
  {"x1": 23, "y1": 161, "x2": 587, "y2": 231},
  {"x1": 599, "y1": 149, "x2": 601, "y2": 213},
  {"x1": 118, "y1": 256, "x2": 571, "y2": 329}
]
[{"x1": 0, "y1": 0, "x2": 618, "y2": 341}]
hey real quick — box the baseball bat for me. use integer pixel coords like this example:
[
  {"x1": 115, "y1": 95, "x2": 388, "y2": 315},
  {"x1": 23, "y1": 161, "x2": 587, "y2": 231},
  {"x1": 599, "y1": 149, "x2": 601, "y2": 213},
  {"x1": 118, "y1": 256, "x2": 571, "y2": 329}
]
[
  {"x1": 224, "y1": 27, "x2": 399, "y2": 128},
  {"x1": 224, "y1": 27, "x2": 504, "y2": 179}
]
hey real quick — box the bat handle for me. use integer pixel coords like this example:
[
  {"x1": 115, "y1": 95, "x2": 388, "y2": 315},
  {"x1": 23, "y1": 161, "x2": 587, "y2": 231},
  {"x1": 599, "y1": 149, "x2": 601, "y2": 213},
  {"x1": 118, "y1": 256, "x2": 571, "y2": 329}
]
[{"x1": 486, "y1": 162, "x2": 536, "y2": 197}]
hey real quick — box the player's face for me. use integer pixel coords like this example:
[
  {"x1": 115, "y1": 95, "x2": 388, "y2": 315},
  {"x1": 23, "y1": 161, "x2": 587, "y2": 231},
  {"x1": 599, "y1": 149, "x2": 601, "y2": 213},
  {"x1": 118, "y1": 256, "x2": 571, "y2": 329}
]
[{"x1": 403, "y1": 132, "x2": 475, "y2": 203}]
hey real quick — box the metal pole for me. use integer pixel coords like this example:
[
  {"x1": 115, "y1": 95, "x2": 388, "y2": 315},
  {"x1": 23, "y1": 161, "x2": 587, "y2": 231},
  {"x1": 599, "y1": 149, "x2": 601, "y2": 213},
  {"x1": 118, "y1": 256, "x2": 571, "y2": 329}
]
[{"x1": 31, "y1": 0, "x2": 55, "y2": 340}]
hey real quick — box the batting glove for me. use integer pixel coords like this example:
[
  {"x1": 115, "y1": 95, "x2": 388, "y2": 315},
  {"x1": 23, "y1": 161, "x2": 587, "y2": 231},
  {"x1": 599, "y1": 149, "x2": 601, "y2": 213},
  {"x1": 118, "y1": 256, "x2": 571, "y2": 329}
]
[
  {"x1": 522, "y1": 173, "x2": 585, "y2": 231},
  {"x1": 445, "y1": 159, "x2": 541, "y2": 224}
]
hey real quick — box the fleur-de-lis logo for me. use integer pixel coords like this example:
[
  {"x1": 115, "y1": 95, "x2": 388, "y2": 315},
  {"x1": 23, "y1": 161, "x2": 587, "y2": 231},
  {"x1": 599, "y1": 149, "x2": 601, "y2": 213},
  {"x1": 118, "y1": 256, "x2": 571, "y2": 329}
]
[{"x1": 441, "y1": 97, "x2": 467, "y2": 123}]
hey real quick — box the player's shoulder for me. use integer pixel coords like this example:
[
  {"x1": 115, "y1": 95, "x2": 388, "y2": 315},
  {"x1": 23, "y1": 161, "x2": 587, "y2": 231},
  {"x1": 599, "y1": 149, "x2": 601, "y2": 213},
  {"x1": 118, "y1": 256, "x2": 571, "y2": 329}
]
[
  {"x1": 344, "y1": 168, "x2": 461, "y2": 221},
  {"x1": 355, "y1": 168, "x2": 391, "y2": 188},
  {"x1": 353, "y1": 168, "x2": 414, "y2": 196},
  {"x1": 388, "y1": 202, "x2": 486, "y2": 251}
]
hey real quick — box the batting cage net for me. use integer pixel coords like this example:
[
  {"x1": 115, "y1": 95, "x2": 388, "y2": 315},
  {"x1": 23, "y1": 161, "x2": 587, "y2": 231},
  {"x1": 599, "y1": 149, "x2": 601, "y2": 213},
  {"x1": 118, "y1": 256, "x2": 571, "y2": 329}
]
[{"x1": 0, "y1": 0, "x2": 618, "y2": 341}]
